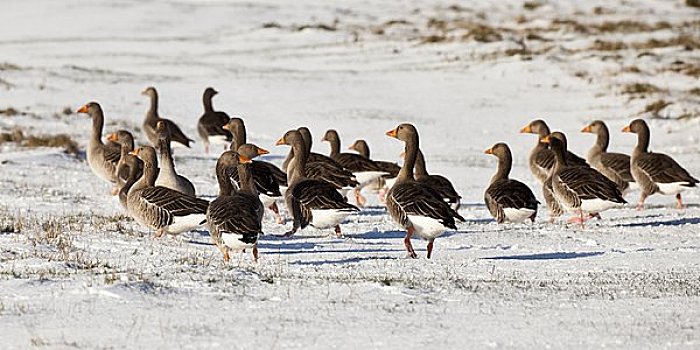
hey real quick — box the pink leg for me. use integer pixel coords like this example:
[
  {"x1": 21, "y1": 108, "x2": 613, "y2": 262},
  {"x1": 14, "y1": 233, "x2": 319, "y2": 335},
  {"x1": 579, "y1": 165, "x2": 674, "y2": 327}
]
[
  {"x1": 378, "y1": 187, "x2": 388, "y2": 204},
  {"x1": 354, "y1": 189, "x2": 366, "y2": 207},
  {"x1": 204, "y1": 143, "x2": 209, "y2": 155},
  {"x1": 155, "y1": 228, "x2": 165, "y2": 238},
  {"x1": 111, "y1": 185, "x2": 119, "y2": 196},
  {"x1": 676, "y1": 194, "x2": 685, "y2": 210},
  {"x1": 426, "y1": 239, "x2": 435, "y2": 259},
  {"x1": 269, "y1": 202, "x2": 284, "y2": 224},
  {"x1": 404, "y1": 227, "x2": 418, "y2": 259},
  {"x1": 637, "y1": 193, "x2": 648, "y2": 211}
]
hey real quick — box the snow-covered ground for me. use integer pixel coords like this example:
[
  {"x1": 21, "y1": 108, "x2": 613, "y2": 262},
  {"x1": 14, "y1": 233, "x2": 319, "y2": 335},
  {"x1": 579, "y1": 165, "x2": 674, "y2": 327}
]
[{"x1": 1, "y1": 0, "x2": 700, "y2": 348}]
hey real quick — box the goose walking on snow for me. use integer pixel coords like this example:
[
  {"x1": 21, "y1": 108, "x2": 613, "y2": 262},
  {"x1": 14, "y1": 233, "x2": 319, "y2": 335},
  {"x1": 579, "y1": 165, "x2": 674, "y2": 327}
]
[
  {"x1": 142, "y1": 87, "x2": 194, "y2": 148},
  {"x1": 76, "y1": 102, "x2": 121, "y2": 193},
  {"x1": 623, "y1": 119, "x2": 698, "y2": 210},
  {"x1": 581, "y1": 120, "x2": 637, "y2": 194},
  {"x1": 127, "y1": 146, "x2": 209, "y2": 237},
  {"x1": 541, "y1": 134, "x2": 626, "y2": 225},
  {"x1": 223, "y1": 117, "x2": 286, "y2": 224},
  {"x1": 207, "y1": 144, "x2": 267, "y2": 263},
  {"x1": 484, "y1": 143, "x2": 539, "y2": 223},
  {"x1": 276, "y1": 129, "x2": 359, "y2": 237},
  {"x1": 197, "y1": 87, "x2": 232, "y2": 154},
  {"x1": 385, "y1": 123, "x2": 464, "y2": 259}
]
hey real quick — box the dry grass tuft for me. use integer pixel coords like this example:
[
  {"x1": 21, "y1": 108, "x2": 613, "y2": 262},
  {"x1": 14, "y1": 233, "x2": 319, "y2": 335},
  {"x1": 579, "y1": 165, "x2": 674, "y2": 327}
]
[
  {"x1": 0, "y1": 127, "x2": 79, "y2": 155},
  {"x1": 643, "y1": 100, "x2": 673, "y2": 116},
  {"x1": 622, "y1": 83, "x2": 663, "y2": 95}
]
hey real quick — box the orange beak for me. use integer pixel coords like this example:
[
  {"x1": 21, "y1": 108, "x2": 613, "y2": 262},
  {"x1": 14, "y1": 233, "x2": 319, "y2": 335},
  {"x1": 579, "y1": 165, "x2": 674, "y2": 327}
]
[
  {"x1": 484, "y1": 147, "x2": 493, "y2": 154},
  {"x1": 239, "y1": 155, "x2": 252, "y2": 164},
  {"x1": 129, "y1": 148, "x2": 140, "y2": 156},
  {"x1": 141, "y1": 89, "x2": 148, "y2": 95},
  {"x1": 77, "y1": 105, "x2": 89, "y2": 113},
  {"x1": 257, "y1": 147, "x2": 269, "y2": 155},
  {"x1": 222, "y1": 124, "x2": 230, "y2": 131},
  {"x1": 275, "y1": 136, "x2": 286, "y2": 146},
  {"x1": 540, "y1": 135, "x2": 551, "y2": 144},
  {"x1": 386, "y1": 128, "x2": 398, "y2": 138},
  {"x1": 519, "y1": 124, "x2": 532, "y2": 133},
  {"x1": 107, "y1": 133, "x2": 117, "y2": 142},
  {"x1": 621, "y1": 125, "x2": 631, "y2": 133},
  {"x1": 581, "y1": 125, "x2": 592, "y2": 133}
]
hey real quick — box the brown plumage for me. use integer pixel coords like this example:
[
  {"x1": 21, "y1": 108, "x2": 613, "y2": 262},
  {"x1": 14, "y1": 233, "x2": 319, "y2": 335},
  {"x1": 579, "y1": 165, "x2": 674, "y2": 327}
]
[
  {"x1": 484, "y1": 143, "x2": 538, "y2": 223},
  {"x1": 197, "y1": 87, "x2": 232, "y2": 154},
  {"x1": 582, "y1": 120, "x2": 636, "y2": 193},
  {"x1": 623, "y1": 119, "x2": 698, "y2": 210},
  {"x1": 385, "y1": 123, "x2": 464, "y2": 259},
  {"x1": 141, "y1": 86, "x2": 194, "y2": 148}
]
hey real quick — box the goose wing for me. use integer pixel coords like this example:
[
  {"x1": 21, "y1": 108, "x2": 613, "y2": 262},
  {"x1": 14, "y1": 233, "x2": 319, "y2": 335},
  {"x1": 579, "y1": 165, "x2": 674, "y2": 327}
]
[
  {"x1": 601, "y1": 152, "x2": 634, "y2": 182},
  {"x1": 637, "y1": 152, "x2": 698, "y2": 185},
  {"x1": 558, "y1": 167, "x2": 626, "y2": 203}
]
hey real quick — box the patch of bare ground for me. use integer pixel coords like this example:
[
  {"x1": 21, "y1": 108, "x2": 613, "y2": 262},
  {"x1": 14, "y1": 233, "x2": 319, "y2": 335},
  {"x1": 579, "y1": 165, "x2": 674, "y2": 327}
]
[{"x1": 0, "y1": 127, "x2": 79, "y2": 155}]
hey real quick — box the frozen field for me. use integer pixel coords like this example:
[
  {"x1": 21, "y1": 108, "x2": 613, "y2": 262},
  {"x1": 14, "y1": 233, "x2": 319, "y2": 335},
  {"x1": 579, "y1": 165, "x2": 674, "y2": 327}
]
[{"x1": 1, "y1": 0, "x2": 700, "y2": 348}]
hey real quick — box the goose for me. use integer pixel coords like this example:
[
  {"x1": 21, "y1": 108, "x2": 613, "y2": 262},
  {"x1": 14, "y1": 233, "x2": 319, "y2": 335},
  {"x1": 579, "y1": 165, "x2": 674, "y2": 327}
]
[
  {"x1": 127, "y1": 146, "x2": 209, "y2": 237},
  {"x1": 484, "y1": 143, "x2": 539, "y2": 223},
  {"x1": 415, "y1": 149, "x2": 462, "y2": 210},
  {"x1": 154, "y1": 121, "x2": 196, "y2": 196},
  {"x1": 541, "y1": 132, "x2": 585, "y2": 222},
  {"x1": 541, "y1": 134, "x2": 626, "y2": 224},
  {"x1": 348, "y1": 139, "x2": 401, "y2": 191},
  {"x1": 141, "y1": 87, "x2": 194, "y2": 148},
  {"x1": 623, "y1": 119, "x2": 698, "y2": 209},
  {"x1": 107, "y1": 130, "x2": 143, "y2": 208},
  {"x1": 207, "y1": 144, "x2": 267, "y2": 263},
  {"x1": 76, "y1": 102, "x2": 121, "y2": 192},
  {"x1": 520, "y1": 119, "x2": 588, "y2": 184},
  {"x1": 276, "y1": 129, "x2": 359, "y2": 237},
  {"x1": 196, "y1": 87, "x2": 232, "y2": 154},
  {"x1": 322, "y1": 129, "x2": 389, "y2": 206},
  {"x1": 581, "y1": 120, "x2": 637, "y2": 194},
  {"x1": 385, "y1": 123, "x2": 464, "y2": 259},
  {"x1": 283, "y1": 127, "x2": 359, "y2": 196},
  {"x1": 223, "y1": 117, "x2": 286, "y2": 224}
]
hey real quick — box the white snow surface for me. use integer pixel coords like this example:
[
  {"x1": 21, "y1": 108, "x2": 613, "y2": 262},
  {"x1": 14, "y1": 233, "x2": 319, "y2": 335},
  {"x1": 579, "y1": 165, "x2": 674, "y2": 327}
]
[{"x1": 1, "y1": 0, "x2": 700, "y2": 349}]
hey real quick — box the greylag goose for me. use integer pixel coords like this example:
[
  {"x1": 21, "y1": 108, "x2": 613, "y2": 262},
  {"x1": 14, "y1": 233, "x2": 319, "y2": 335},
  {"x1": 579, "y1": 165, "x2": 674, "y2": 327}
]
[
  {"x1": 541, "y1": 132, "x2": 582, "y2": 222},
  {"x1": 107, "y1": 130, "x2": 143, "y2": 208},
  {"x1": 484, "y1": 143, "x2": 539, "y2": 223},
  {"x1": 154, "y1": 121, "x2": 196, "y2": 196},
  {"x1": 415, "y1": 150, "x2": 462, "y2": 210},
  {"x1": 322, "y1": 129, "x2": 389, "y2": 206},
  {"x1": 127, "y1": 146, "x2": 209, "y2": 237},
  {"x1": 223, "y1": 117, "x2": 286, "y2": 224},
  {"x1": 207, "y1": 144, "x2": 267, "y2": 263},
  {"x1": 348, "y1": 139, "x2": 401, "y2": 191},
  {"x1": 283, "y1": 127, "x2": 359, "y2": 195},
  {"x1": 196, "y1": 87, "x2": 232, "y2": 154},
  {"x1": 76, "y1": 102, "x2": 121, "y2": 191},
  {"x1": 385, "y1": 123, "x2": 464, "y2": 259},
  {"x1": 141, "y1": 87, "x2": 194, "y2": 148},
  {"x1": 276, "y1": 129, "x2": 359, "y2": 237},
  {"x1": 581, "y1": 120, "x2": 637, "y2": 194},
  {"x1": 541, "y1": 134, "x2": 626, "y2": 224},
  {"x1": 623, "y1": 119, "x2": 698, "y2": 209},
  {"x1": 520, "y1": 119, "x2": 587, "y2": 184}
]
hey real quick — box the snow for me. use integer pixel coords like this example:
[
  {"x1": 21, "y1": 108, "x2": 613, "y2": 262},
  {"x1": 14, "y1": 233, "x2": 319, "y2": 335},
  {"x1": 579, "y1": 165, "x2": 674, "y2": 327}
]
[{"x1": 1, "y1": 0, "x2": 700, "y2": 348}]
